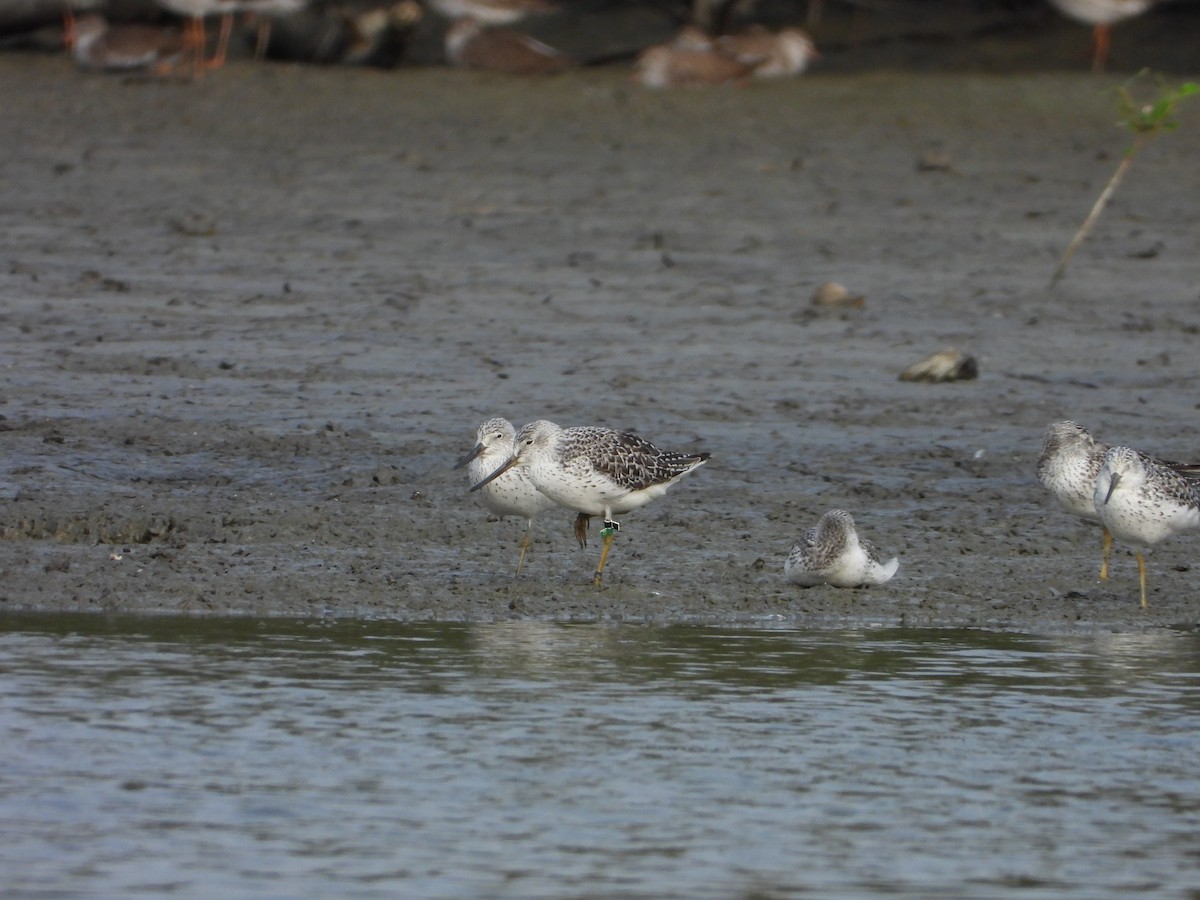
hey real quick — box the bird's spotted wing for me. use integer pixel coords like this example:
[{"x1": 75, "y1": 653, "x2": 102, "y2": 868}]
[{"x1": 563, "y1": 428, "x2": 708, "y2": 491}]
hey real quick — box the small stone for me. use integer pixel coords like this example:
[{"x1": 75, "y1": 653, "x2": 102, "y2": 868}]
[
  {"x1": 917, "y1": 149, "x2": 953, "y2": 172},
  {"x1": 811, "y1": 281, "x2": 864, "y2": 308},
  {"x1": 898, "y1": 347, "x2": 979, "y2": 383}
]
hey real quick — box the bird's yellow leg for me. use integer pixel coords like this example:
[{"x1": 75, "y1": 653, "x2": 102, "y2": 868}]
[
  {"x1": 1099, "y1": 527, "x2": 1113, "y2": 581},
  {"x1": 593, "y1": 524, "x2": 616, "y2": 587},
  {"x1": 1137, "y1": 550, "x2": 1148, "y2": 610},
  {"x1": 514, "y1": 525, "x2": 532, "y2": 578}
]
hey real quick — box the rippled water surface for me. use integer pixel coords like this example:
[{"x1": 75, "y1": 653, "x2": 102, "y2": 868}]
[{"x1": 2, "y1": 614, "x2": 1199, "y2": 898}]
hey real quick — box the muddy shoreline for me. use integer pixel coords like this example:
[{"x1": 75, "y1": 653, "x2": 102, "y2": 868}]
[{"x1": 1, "y1": 49, "x2": 1199, "y2": 632}]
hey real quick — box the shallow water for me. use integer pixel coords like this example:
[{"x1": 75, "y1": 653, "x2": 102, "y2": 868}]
[{"x1": 2, "y1": 614, "x2": 1199, "y2": 898}]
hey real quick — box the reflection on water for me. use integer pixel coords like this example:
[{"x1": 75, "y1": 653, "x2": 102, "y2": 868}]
[{"x1": 2, "y1": 614, "x2": 1198, "y2": 898}]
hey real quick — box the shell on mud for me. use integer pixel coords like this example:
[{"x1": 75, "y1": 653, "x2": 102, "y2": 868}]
[
  {"x1": 810, "y1": 281, "x2": 864, "y2": 308},
  {"x1": 916, "y1": 149, "x2": 953, "y2": 172},
  {"x1": 898, "y1": 347, "x2": 979, "y2": 383}
]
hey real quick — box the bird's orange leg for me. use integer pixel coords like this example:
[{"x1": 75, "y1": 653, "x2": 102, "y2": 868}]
[
  {"x1": 206, "y1": 12, "x2": 234, "y2": 68},
  {"x1": 180, "y1": 17, "x2": 207, "y2": 79},
  {"x1": 62, "y1": 9, "x2": 77, "y2": 49},
  {"x1": 1092, "y1": 23, "x2": 1111, "y2": 74}
]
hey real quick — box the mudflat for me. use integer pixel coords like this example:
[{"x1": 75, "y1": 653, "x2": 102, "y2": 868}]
[{"x1": 2, "y1": 49, "x2": 1198, "y2": 631}]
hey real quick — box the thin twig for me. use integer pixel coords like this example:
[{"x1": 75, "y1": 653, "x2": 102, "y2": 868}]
[
  {"x1": 1049, "y1": 75, "x2": 1196, "y2": 288},
  {"x1": 1049, "y1": 141, "x2": 1141, "y2": 288}
]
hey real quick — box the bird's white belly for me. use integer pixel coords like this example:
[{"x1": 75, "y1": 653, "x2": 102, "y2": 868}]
[
  {"x1": 529, "y1": 462, "x2": 665, "y2": 517},
  {"x1": 1100, "y1": 496, "x2": 1200, "y2": 546},
  {"x1": 822, "y1": 543, "x2": 872, "y2": 588}
]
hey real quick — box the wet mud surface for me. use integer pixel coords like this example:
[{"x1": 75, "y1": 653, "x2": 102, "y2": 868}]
[{"x1": 2, "y1": 46, "x2": 1199, "y2": 631}]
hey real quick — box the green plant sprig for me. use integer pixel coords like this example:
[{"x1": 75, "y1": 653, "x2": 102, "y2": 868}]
[{"x1": 1051, "y1": 73, "x2": 1197, "y2": 287}]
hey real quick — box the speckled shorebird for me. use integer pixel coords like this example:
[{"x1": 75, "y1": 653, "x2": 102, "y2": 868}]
[
  {"x1": 456, "y1": 417, "x2": 564, "y2": 576},
  {"x1": 714, "y1": 26, "x2": 818, "y2": 79},
  {"x1": 1037, "y1": 421, "x2": 1200, "y2": 582},
  {"x1": 65, "y1": 13, "x2": 185, "y2": 71},
  {"x1": 784, "y1": 509, "x2": 899, "y2": 588},
  {"x1": 444, "y1": 18, "x2": 569, "y2": 75},
  {"x1": 1093, "y1": 445, "x2": 1200, "y2": 609},
  {"x1": 1046, "y1": 0, "x2": 1156, "y2": 72},
  {"x1": 633, "y1": 37, "x2": 750, "y2": 89},
  {"x1": 1038, "y1": 421, "x2": 1118, "y2": 580},
  {"x1": 472, "y1": 419, "x2": 710, "y2": 587}
]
